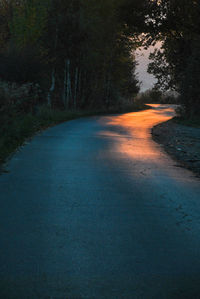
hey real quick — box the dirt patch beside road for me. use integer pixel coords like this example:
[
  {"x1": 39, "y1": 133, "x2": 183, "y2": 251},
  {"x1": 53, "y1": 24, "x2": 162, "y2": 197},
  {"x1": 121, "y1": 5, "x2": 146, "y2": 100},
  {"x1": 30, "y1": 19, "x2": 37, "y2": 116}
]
[{"x1": 152, "y1": 119, "x2": 200, "y2": 177}]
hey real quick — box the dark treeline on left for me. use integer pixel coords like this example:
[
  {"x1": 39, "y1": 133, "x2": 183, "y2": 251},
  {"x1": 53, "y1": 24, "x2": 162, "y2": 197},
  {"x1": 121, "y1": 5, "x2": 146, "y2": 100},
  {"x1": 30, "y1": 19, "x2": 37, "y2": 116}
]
[
  {"x1": 0, "y1": 0, "x2": 151, "y2": 163},
  {"x1": 1, "y1": 1, "x2": 199, "y2": 117},
  {"x1": 0, "y1": 0, "x2": 151, "y2": 112}
]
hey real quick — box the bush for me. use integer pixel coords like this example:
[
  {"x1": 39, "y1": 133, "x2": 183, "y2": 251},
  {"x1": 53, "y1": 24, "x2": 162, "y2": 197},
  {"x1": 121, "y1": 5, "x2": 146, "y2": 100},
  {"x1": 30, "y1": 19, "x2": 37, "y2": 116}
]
[
  {"x1": 139, "y1": 89, "x2": 162, "y2": 103},
  {"x1": 0, "y1": 80, "x2": 42, "y2": 113},
  {"x1": 136, "y1": 89, "x2": 178, "y2": 104},
  {"x1": 0, "y1": 44, "x2": 44, "y2": 84}
]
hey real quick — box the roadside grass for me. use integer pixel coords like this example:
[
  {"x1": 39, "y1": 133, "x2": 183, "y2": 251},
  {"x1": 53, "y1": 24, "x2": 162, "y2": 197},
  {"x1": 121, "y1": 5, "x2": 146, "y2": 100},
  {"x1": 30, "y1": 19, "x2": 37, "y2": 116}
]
[
  {"x1": 0, "y1": 108, "x2": 91, "y2": 166},
  {"x1": 0, "y1": 102, "x2": 148, "y2": 167},
  {"x1": 173, "y1": 116, "x2": 200, "y2": 128}
]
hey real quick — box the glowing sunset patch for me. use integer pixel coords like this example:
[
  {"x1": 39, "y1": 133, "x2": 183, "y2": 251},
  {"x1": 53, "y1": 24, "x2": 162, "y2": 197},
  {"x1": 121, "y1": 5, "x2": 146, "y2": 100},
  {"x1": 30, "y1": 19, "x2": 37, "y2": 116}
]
[{"x1": 99, "y1": 104, "x2": 176, "y2": 162}]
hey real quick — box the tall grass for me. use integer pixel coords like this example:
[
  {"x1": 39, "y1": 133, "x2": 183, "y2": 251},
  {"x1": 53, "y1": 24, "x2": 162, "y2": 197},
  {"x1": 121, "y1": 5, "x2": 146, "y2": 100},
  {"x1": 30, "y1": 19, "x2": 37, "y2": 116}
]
[
  {"x1": 0, "y1": 107, "x2": 86, "y2": 164},
  {"x1": 0, "y1": 80, "x2": 148, "y2": 166}
]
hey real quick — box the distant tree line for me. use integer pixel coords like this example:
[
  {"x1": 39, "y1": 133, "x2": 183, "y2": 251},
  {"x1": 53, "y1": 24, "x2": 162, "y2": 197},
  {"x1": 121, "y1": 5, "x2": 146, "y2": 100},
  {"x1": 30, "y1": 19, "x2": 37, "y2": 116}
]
[
  {"x1": 138, "y1": 89, "x2": 178, "y2": 104},
  {"x1": 147, "y1": 0, "x2": 200, "y2": 118},
  {"x1": 0, "y1": 0, "x2": 153, "y2": 111}
]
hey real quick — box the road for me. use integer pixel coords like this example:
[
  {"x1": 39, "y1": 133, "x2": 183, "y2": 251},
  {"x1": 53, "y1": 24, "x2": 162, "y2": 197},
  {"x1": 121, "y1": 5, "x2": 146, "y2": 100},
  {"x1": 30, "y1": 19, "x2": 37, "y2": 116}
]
[{"x1": 1, "y1": 104, "x2": 200, "y2": 298}]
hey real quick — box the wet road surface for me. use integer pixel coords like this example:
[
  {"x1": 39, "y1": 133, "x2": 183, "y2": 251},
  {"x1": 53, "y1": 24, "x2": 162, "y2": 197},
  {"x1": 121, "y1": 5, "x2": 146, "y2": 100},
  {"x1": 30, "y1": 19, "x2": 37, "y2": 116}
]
[{"x1": 1, "y1": 104, "x2": 200, "y2": 298}]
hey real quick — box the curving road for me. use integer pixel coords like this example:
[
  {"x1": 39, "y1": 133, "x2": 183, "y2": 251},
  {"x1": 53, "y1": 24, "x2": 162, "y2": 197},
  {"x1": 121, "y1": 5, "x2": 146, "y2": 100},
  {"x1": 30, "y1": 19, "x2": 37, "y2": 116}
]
[{"x1": 1, "y1": 104, "x2": 200, "y2": 298}]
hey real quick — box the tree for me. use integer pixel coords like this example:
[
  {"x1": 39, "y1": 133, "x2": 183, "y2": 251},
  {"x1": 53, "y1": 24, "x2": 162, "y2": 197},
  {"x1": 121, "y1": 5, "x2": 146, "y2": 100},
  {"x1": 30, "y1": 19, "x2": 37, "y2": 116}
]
[
  {"x1": 0, "y1": 0, "x2": 145, "y2": 110},
  {"x1": 147, "y1": 0, "x2": 200, "y2": 117},
  {"x1": 10, "y1": 0, "x2": 50, "y2": 48}
]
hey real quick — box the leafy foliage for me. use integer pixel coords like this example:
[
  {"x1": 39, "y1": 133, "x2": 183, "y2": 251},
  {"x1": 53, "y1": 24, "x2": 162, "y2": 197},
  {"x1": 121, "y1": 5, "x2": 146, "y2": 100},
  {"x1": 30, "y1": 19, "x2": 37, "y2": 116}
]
[
  {"x1": 147, "y1": 0, "x2": 200, "y2": 117},
  {"x1": 137, "y1": 89, "x2": 177, "y2": 104},
  {"x1": 0, "y1": 0, "x2": 148, "y2": 110}
]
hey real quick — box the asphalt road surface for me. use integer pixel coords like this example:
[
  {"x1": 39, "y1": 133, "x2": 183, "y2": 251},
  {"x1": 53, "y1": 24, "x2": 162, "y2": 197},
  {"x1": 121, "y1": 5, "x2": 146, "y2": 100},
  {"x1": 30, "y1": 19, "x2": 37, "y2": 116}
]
[{"x1": 1, "y1": 104, "x2": 200, "y2": 299}]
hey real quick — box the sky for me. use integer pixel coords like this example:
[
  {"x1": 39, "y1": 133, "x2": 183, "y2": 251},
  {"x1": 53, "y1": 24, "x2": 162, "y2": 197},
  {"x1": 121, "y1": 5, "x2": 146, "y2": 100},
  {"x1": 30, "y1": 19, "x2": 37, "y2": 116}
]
[{"x1": 135, "y1": 44, "x2": 159, "y2": 92}]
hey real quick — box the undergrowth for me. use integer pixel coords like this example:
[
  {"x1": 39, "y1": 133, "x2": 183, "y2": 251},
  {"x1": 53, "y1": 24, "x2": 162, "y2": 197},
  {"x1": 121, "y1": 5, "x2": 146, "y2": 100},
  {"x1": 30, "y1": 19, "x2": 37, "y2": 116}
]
[
  {"x1": 0, "y1": 102, "x2": 148, "y2": 166},
  {"x1": 173, "y1": 116, "x2": 200, "y2": 128}
]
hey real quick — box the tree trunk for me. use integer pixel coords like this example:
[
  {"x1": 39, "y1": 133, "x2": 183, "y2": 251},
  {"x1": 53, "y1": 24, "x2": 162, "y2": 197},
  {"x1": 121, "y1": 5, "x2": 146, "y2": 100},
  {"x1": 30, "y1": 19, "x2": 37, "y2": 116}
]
[
  {"x1": 47, "y1": 25, "x2": 58, "y2": 108},
  {"x1": 66, "y1": 59, "x2": 72, "y2": 107},
  {"x1": 81, "y1": 70, "x2": 87, "y2": 106},
  {"x1": 47, "y1": 68, "x2": 55, "y2": 108},
  {"x1": 63, "y1": 59, "x2": 67, "y2": 107},
  {"x1": 74, "y1": 67, "x2": 78, "y2": 109}
]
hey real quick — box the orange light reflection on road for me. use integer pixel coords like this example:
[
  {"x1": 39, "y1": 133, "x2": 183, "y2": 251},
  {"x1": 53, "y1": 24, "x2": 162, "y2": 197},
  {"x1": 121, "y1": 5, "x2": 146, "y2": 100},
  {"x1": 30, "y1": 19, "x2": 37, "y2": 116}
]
[{"x1": 101, "y1": 104, "x2": 176, "y2": 162}]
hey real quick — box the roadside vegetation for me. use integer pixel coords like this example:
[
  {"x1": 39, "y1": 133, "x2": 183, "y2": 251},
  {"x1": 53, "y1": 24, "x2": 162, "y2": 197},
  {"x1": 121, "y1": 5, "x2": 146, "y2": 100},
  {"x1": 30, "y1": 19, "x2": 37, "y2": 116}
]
[
  {"x1": 0, "y1": 80, "x2": 147, "y2": 165},
  {"x1": 0, "y1": 0, "x2": 150, "y2": 164},
  {"x1": 173, "y1": 116, "x2": 200, "y2": 128},
  {"x1": 137, "y1": 89, "x2": 178, "y2": 104},
  {"x1": 147, "y1": 0, "x2": 200, "y2": 121}
]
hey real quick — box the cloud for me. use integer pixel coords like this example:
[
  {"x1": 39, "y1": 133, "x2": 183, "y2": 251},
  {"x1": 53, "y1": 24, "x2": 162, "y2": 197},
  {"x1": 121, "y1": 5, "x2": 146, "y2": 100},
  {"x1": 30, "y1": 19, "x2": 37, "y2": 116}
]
[{"x1": 135, "y1": 43, "x2": 160, "y2": 91}]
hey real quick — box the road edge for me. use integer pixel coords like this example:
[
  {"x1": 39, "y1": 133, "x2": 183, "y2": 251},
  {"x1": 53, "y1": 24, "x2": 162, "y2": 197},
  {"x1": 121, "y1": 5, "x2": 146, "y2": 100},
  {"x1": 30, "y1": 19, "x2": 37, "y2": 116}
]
[{"x1": 151, "y1": 119, "x2": 200, "y2": 177}]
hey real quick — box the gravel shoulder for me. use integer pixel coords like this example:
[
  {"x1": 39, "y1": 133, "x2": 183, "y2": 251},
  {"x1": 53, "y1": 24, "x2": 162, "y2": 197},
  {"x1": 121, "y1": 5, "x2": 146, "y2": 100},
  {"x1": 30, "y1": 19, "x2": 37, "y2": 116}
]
[{"x1": 152, "y1": 119, "x2": 200, "y2": 177}]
